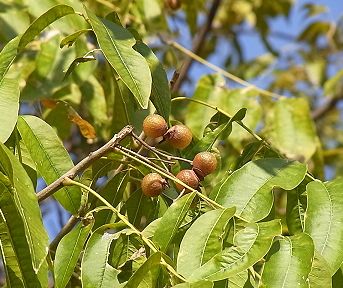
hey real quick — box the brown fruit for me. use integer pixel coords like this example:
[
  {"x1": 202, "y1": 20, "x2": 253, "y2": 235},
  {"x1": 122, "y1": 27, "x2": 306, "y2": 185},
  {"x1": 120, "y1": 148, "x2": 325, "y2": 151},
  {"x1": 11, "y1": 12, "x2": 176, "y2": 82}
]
[
  {"x1": 175, "y1": 169, "x2": 199, "y2": 192},
  {"x1": 164, "y1": 125, "x2": 192, "y2": 149},
  {"x1": 141, "y1": 173, "x2": 166, "y2": 197},
  {"x1": 192, "y1": 152, "x2": 217, "y2": 178},
  {"x1": 143, "y1": 115, "x2": 168, "y2": 138},
  {"x1": 166, "y1": 0, "x2": 181, "y2": 10}
]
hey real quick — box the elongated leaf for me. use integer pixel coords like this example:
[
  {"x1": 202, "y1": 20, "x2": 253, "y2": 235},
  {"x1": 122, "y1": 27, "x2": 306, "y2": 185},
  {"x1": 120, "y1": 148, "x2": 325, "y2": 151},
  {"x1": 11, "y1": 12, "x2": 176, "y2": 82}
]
[
  {"x1": 184, "y1": 108, "x2": 246, "y2": 159},
  {"x1": 134, "y1": 41, "x2": 170, "y2": 120},
  {"x1": 60, "y1": 29, "x2": 92, "y2": 48},
  {"x1": 18, "y1": 5, "x2": 75, "y2": 51},
  {"x1": 17, "y1": 116, "x2": 81, "y2": 214},
  {"x1": 177, "y1": 207, "x2": 236, "y2": 277},
  {"x1": 260, "y1": 233, "x2": 314, "y2": 288},
  {"x1": 94, "y1": 172, "x2": 129, "y2": 228},
  {"x1": 0, "y1": 36, "x2": 20, "y2": 83},
  {"x1": 265, "y1": 98, "x2": 317, "y2": 161},
  {"x1": 123, "y1": 252, "x2": 161, "y2": 288},
  {"x1": 304, "y1": 179, "x2": 343, "y2": 275},
  {"x1": 0, "y1": 78, "x2": 20, "y2": 143},
  {"x1": 308, "y1": 252, "x2": 332, "y2": 288},
  {"x1": 173, "y1": 280, "x2": 214, "y2": 288},
  {"x1": 153, "y1": 192, "x2": 196, "y2": 252},
  {"x1": 64, "y1": 54, "x2": 96, "y2": 79},
  {"x1": 85, "y1": 8, "x2": 152, "y2": 108},
  {"x1": 0, "y1": 143, "x2": 48, "y2": 278},
  {"x1": 211, "y1": 158, "x2": 307, "y2": 222},
  {"x1": 189, "y1": 220, "x2": 282, "y2": 281},
  {"x1": 55, "y1": 221, "x2": 94, "y2": 288},
  {"x1": 286, "y1": 180, "x2": 309, "y2": 235},
  {"x1": 81, "y1": 224, "x2": 130, "y2": 287},
  {"x1": 227, "y1": 270, "x2": 248, "y2": 288}
]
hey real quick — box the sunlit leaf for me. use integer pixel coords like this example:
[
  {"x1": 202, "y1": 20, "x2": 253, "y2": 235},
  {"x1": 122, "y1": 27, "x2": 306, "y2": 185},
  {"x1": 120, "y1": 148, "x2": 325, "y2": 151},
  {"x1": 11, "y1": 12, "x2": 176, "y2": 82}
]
[
  {"x1": 260, "y1": 233, "x2": 314, "y2": 288},
  {"x1": 211, "y1": 158, "x2": 307, "y2": 222},
  {"x1": 17, "y1": 115, "x2": 81, "y2": 214},
  {"x1": 0, "y1": 78, "x2": 20, "y2": 143},
  {"x1": 189, "y1": 220, "x2": 281, "y2": 281},
  {"x1": 0, "y1": 36, "x2": 19, "y2": 83},
  {"x1": 304, "y1": 179, "x2": 343, "y2": 275}
]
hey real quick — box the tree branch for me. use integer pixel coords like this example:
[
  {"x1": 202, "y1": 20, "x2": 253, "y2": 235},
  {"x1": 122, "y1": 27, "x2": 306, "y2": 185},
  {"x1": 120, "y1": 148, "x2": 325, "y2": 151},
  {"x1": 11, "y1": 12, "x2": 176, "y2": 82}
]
[
  {"x1": 49, "y1": 215, "x2": 79, "y2": 251},
  {"x1": 37, "y1": 125, "x2": 134, "y2": 203},
  {"x1": 171, "y1": 0, "x2": 222, "y2": 92},
  {"x1": 311, "y1": 96, "x2": 343, "y2": 120}
]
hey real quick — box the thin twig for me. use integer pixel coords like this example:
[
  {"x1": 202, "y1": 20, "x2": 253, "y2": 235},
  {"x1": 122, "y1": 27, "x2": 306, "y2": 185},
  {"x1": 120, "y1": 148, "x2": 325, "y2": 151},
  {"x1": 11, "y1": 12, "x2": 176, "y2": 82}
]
[
  {"x1": 37, "y1": 125, "x2": 134, "y2": 202},
  {"x1": 166, "y1": 40, "x2": 284, "y2": 99},
  {"x1": 132, "y1": 133, "x2": 193, "y2": 164},
  {"x1": 172, "y1": 0, "x2": 222, "y2": 92},
  {"x1": 311, "y1": 96, "x2": 343, "y2": 120},
  {"x1": 49, "y1": 215, "x2": 79, "y2": 251},
  {"x1": 63, "y1": 178, "x2": 186, "y2": 282}
]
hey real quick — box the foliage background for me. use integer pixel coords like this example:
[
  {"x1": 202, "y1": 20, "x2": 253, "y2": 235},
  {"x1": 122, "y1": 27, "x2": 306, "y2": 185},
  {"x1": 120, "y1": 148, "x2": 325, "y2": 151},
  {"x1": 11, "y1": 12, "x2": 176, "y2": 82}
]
[{"x1": 1, "y1": 0, "x2": 343, "y2": 286}]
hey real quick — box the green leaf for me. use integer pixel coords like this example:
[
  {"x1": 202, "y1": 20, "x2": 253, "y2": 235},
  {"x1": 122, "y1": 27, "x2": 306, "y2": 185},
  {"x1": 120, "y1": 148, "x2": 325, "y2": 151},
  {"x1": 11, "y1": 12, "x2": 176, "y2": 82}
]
[
  {"x1": 0, "y1": 36, "x2": 20, "y2": 83},
  {"x1": 17, "y1": 116, "x2": 81, "y2": 214},
  {"x1": 94, "y1": 172, "x2": 129, "y2": 228},
  {"x1": 0, "y1": 78, "x2": 20, "y2": 143},
  {"x1": 211, "y1": 158, "x2": 307, "y2": 222},
  {"x1": 85, "y1": 7, "x2": 152, "y2": 108},
  {"x1": 304, "y1": 179, "x2": 343, "y2": 275},
  {"x1": 308, "y1": 252, "x2": 332, "y2": 288},
  {"x1": 64, "y1": 53, "x2": 96, "y2": 79},
  {"x1": 55, "y1": 221, "x2": 94, "y2": 288},
  {"x1": 173, "y1": 280, "x2": 214, "y2": 288},
  {"x1": 0, "y1": 143, "x2": 48, "y2": 279},
  {"x1": 123, "y1": 252, "x2": 161, "y2": 288},
  {"x1": 227, "y1": 270, "x2": 249, "y2": 288},
  {"x1": 323, "y1": 69, "x2": 343, "y2": 96},
  {"x1": 81, "y1": 224, "x2": 130, "y2": 288},
  {"x1": 184, "y1": 108, "x2": 246, "y2": 160},
  {"x1": 260, "y1": 233, "x2": 314, "y2": 288},
  {"x1": 60, "y1": 29, "x2": 92, "y2": 48},
  {"x1": 18, "y1": 4, "x2": 75, "y2": 51},
  {"x1": 153, "y1": 192, "x2": 196, "y2": 252},
  {"x1": 188, "y1": 220, "x2": 281, "y2": 281},
  {"x1": 177, "y1": 207, "x2": 236, "y2": 278},
  {"x1": 265, "y1": 98, "x2": 317, "y2": 161},
  {"x1": 134, "y1": 41, "x2": 171, "y2": 120},
  {"x1": 286, "y1": 180, "x2": 309, "y2": 235}
]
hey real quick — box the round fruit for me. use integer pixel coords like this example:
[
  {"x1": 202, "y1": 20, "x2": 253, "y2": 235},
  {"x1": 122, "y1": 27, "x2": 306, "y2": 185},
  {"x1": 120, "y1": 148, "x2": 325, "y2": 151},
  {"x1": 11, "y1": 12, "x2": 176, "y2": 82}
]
[
  {"x1": 166, "y1": 0, "x2": 181, "y2": 10},
  {"x1": 192, "y1": 152, "x2": 217, "y2": 178},
  {"x1": 141, "y1": 173, "x2": 165, "y2": 197},
  {"x1": 164, "y1": 125, "x2": 192, "y2": 149},
  {"x1": 175, "y1": 169, "x2": 199, "y2": 192},
  {"x1": 143, "y1": 115, "x2": 168, "y2": 138}
]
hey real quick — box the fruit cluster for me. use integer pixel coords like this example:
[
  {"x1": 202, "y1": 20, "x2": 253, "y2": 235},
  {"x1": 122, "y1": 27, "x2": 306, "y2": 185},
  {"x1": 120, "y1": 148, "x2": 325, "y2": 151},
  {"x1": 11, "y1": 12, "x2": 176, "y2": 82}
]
[{"x1": 141, "y1": 114, "x2": 217, "y2": 197}]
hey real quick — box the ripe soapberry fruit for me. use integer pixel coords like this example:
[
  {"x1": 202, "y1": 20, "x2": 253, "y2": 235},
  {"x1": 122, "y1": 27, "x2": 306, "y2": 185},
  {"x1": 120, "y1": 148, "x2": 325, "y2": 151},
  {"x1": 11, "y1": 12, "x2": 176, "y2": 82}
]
[
  {"x1": 164, "y1": 125, "x2": 192, "y2": 150},
  {"x1": 143, "y1": 115, "x2": 168, "y2": 138},
  {"x1": 192, "y1": 151, "x2": 217, "y2": 178},
  {"x1": 166, "y1": 0, "x2": 181, "y2": 10},
  {"x1": 175, "y1": 169, "x2": 199, "y2": 192},
  {"x1": 141, "y1": 173, "x2": 166, "y2": 197}
]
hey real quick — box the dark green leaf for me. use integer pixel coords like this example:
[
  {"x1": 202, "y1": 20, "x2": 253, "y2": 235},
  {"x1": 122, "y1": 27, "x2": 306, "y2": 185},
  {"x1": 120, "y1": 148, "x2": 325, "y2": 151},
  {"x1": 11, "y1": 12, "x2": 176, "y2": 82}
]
[
  {"x1": 60, "y1": 29, "x2": 92, "y2": 48},
  {"x1": 134, "y1": 41, "x2": 171, "y2": 120},
  {"x1": 123, "y1": 252, "x2": 161, "y2": 288},
  {"x1": 54, "y1": 221, "x2": 94, "y2": 288}
]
